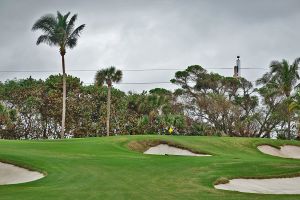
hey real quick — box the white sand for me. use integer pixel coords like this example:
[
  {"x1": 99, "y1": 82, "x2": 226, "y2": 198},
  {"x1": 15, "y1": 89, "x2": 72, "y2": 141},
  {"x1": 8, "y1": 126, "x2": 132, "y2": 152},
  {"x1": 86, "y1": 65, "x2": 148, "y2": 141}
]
[
  {"x1": 215, "y1": 177, "x2": 300, "y2": 194},
  {"x1": 0, "y1": 162, "x2": 44, "y2": 185},
  {"x1": 215, "y1": 145, "x2": 300, "y2": 194},
  {"x1": 144, "y1": 144, "x2": 211, "y2": 157},
  {"x1": 258, "y1": 145, "x2": 300, "y2": 159}
]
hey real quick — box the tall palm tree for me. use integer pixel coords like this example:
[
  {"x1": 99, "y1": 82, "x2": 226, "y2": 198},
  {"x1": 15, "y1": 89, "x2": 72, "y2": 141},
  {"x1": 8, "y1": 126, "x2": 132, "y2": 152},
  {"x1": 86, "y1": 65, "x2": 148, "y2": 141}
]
[
  {"x1": 32, "y1": 11, "x2": 85, "y2": 138},
  {"x1": 257, "y1": 58, "x2": 300, "y2": 139},
  {"x1": 95, "y1": 67, "x2": 123, "y2": 136}
]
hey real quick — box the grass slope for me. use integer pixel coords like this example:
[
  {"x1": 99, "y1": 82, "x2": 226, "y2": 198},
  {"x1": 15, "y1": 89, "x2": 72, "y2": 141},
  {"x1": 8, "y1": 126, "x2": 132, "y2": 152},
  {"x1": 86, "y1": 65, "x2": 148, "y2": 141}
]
[{"x1": 0, "y1": 136, "x2": 300, "y2": 200}]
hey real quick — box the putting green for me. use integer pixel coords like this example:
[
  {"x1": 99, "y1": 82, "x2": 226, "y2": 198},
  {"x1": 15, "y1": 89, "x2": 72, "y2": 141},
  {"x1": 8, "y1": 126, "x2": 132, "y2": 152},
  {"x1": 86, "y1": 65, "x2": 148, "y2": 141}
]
[{"x1": 0, "y1": 136, "x2": 299, "y2": 200}]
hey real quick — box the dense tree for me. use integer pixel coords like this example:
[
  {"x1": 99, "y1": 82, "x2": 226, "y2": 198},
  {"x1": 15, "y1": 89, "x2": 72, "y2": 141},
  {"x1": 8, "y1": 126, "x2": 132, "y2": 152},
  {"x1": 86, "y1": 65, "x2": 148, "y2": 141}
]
[
  {"x1": 255, "y1": 84, "x2": 286, "y2": 138},
  {"x1": 0, "y1": 103, "x2": 16, "y2": 139},
  {"x1": 32, "y1": 11, "x2": 85, "y2": 138},
  {"x1": 171, "y1": 65, "x2": 259, "y2": 136},
  {"x1": 2, "y1": 60, "x2": 300, "y2": 140},
  {"x1": 289, "y1": 91, "x2": 300, "y2": 139}
]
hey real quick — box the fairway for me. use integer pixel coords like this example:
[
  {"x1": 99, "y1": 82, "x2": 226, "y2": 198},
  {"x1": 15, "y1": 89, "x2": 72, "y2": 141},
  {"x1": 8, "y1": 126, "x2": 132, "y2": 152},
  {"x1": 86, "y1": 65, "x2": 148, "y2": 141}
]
[{"x1": 0, "y1": 136, "x2": 300, "y2": 200}]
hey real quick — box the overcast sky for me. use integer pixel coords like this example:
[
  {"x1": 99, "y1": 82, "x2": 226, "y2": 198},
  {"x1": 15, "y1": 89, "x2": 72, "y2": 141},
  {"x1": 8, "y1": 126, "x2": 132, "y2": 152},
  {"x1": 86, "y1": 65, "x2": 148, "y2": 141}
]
[{"x1": 0, "y1": 0, "x2": 299, "y2": 92}]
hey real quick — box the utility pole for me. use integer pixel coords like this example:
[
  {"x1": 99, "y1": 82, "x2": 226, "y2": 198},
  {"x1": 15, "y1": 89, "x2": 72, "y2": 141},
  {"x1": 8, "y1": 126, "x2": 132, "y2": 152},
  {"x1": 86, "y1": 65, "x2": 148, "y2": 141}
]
[{"x1": 233, "y1": 56, "x2": 241, "y2": 78}]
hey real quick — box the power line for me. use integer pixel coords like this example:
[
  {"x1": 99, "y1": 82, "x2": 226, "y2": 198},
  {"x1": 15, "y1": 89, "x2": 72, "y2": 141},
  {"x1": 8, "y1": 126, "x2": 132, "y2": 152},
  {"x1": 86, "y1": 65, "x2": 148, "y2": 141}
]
[
  {"x1": 0, "y1": 68, "x2": 181, "y2": 72},
  {"x1": 83, "y1": 82, "x2": 172, "y2": 85},
  {"x1": 0, "y1": 67, "x2": 268, "y2": 73},
  {"x1": 0, "y1": 69, "x2": 180, "y2": 73},
  {"x1": 117, "y1": 82, "x2": 171, "y2": 85},
  {"x1": 84, "y1": 78, "x2": 261, "y2": 85},
  {"x1": 0, "y1": 66, "x2": 267, "y2": 86}
]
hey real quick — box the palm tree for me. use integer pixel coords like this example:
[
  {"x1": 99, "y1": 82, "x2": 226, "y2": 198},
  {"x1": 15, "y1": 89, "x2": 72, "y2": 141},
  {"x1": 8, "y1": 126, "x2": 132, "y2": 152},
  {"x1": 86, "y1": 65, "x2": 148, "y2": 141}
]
[
  {"x1": 257, "y1": 58, "x2": 300, "y2": 139},
  {"x1": 32, "y1": 11, "x2": 85, "y2": 138},
  {"x1": 95, "y1": 67, "x2": 123, "y2": 136}
]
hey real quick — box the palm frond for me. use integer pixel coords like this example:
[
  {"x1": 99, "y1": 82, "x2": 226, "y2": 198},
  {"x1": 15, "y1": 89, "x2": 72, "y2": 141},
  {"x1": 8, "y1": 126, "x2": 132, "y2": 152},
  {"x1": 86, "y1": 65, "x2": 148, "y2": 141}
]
[
  {"x1": 112, "y1": 70, "x2": 123, "y2": 83},
  {"x1": 66, "y1": 14, "x2": 77, "y2": 34},
  {"x1": 66, "y1": 24, "x2": 85, "y2": 48},
  {"x1": 66, "y1": 38, "x2": 77, "y2": 49},
  {"x1": 36, "y1": 35, "x2": 55, "y2": 46},
  {"x1": 269, "y1": 60, "x2": 282, "y2": 74},
  {"x1": 57, "y1": 11, "x2": 64, "y2": 23},
  {"x1": 56, "y1": 11, "x2": 69, "y2": 31},
  {"x1": 107, "y1": 66, "x2": 116, "y2": 76},
  {"x1": 95, "y1": 69, "x2": 107, "y2": 86},
  {"x1": 63, "y1": 12, "x2": 71, "y2": 22},
  {"x1": 256, "y1": 72, "x2": 271, "y2": 85},
  {"x1": 32, "y1": 14, "x2": 56, "y2": 34},
  {"x1": 293, "y1": 57, "x2": 300, "y2": 66}
]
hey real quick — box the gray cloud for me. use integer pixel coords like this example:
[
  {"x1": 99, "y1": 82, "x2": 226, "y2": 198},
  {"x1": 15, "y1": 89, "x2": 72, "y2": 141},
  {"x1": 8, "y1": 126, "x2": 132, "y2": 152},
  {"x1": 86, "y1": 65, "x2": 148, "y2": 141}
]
[{"x1": 0, "y1": 0, "x2": 299, "y2": 92}]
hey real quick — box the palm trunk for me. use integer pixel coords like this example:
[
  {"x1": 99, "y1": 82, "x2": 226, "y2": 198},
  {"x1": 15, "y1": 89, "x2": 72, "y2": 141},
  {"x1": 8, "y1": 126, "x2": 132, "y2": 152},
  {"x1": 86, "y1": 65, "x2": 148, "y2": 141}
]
[
  {"x1": 287, "y1": 95, "x2": 291, "y2": 140},
  {"x1": 288, "y1": 114, "x2": 291, "y2": 139},
  {"x1": 106, "y1": 85, "x2": 111, "y2": 136},
  {"x1": 61, "y1": 53, "x2": 66, "y2": 139}
]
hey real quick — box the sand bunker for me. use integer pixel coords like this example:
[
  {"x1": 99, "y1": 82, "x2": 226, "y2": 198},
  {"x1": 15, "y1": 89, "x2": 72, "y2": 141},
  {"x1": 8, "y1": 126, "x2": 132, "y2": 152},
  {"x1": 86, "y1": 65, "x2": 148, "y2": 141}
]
[
  {"x1": 215, "y1": 177, "x2": 300, "y2": 194},
  {"x1": 258, "y1": 145, "x2": 300, "y2": 159},
  {"x1": 0, "y1": 162, "x2": 44, "y2": 185},
  {"x1": 215, "y1": 144, "x2": 300, "y2": 194},
  {"x1": 144, "y1": 144, "x2": 211, "y2": 157}
]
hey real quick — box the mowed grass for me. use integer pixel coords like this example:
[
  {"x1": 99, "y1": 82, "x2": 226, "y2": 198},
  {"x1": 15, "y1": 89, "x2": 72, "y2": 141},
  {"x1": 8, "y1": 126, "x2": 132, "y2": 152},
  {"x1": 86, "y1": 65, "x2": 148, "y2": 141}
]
[{"x1": 0, "y1": 136, "x2": 300, "y2": 200}]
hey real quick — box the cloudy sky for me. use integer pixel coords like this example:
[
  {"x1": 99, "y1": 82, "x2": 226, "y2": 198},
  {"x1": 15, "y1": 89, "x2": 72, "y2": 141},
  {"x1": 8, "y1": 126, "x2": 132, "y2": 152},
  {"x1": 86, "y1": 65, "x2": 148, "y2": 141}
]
[{"x1": 0, "y1": 0, "x2": 299, "y2": 92}]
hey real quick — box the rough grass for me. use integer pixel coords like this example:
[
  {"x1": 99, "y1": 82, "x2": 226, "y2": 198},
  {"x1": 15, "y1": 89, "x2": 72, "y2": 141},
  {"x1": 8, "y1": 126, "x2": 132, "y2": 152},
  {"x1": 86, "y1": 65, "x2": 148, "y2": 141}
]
[
  {"x1": 0, "y1": 135, "x2": 299, "y2": 200},
  {"x1": 128, "y1": 139, "x2": 210, "y2": 155},
  {"x1": 214, "y1": 177, "x2": 229, "y2": 185}
]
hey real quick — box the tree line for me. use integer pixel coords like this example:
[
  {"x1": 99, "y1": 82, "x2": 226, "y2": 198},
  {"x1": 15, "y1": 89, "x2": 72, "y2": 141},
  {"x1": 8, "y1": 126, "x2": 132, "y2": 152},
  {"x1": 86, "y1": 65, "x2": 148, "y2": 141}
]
[{"x1": 1, "y1": 57, "x2": 300, "y2": 139}]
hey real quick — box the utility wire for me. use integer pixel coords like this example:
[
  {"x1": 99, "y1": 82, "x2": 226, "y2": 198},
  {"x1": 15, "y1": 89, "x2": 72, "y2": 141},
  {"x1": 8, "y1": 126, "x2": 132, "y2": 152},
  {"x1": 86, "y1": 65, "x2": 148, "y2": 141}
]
[
  {"x1": 0, "y1": 66, "x2": 266, "y2": 85},
  {"x1": 0, "y1": 67, "x2": 268, "y2": 73},
  {"x1": 83, "y1": 82, "x2": 172, "y2": 85},
  {"x1": 0, "y1": 68, "x2": 182, "y2": 72}
]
